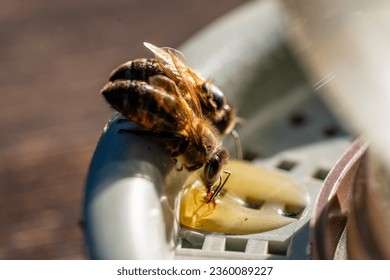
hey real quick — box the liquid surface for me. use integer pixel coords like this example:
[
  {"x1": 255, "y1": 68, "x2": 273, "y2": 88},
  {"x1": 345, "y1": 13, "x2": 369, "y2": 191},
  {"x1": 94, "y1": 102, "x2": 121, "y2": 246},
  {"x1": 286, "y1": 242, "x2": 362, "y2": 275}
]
[{"x1": 180, "y1": 160, "x2": 308, "y2": 234}]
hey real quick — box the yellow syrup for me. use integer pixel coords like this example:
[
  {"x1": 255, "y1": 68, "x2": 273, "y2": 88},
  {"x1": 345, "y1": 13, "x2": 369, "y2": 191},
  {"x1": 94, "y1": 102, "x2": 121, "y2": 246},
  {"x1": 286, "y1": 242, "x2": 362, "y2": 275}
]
[{"x1": 180, "y1": 160, "x2": 308, "y2": 234}]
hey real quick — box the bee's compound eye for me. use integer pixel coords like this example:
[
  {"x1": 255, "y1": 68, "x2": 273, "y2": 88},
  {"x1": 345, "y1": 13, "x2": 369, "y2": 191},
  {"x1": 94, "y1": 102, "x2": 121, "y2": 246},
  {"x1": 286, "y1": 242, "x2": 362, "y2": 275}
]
[
  {"x1": 204, "y1": 155, "x2": 222, "y2": 187},
  {"x1": 201, "y1": 82, "x2": 209, "y2": 93},
  {"x1": 202, "y1": 82, "x2": 225, "y2": 109}
]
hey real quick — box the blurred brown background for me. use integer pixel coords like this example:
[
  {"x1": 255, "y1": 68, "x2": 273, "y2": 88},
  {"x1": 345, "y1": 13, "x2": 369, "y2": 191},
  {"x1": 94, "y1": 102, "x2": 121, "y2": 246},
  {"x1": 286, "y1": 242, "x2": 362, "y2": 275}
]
[{"x1": 0, "y1": 0, "x2": 249, "y2": 259}]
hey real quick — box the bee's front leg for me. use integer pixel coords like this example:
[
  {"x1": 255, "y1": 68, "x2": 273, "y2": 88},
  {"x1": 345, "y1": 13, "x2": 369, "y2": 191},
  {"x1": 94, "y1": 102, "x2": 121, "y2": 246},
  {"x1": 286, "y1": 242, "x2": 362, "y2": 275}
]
[{"x1": 172, "y1": 158, "x2": 183, "y2": 171}]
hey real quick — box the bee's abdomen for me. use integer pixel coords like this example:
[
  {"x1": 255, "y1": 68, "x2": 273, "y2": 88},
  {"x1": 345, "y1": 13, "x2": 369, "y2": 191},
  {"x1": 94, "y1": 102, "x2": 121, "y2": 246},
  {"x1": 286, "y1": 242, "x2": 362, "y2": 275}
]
[
  {"x1": 109, "y1": 58, "x2": 163, "y2": 82},
  {"x1": 101, "y1": 80, "x2": 181, "y2": 131}
]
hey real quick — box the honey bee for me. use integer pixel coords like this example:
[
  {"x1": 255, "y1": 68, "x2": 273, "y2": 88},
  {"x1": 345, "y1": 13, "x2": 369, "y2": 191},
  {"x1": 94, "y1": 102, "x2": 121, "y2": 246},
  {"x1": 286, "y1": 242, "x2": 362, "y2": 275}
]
[
  {"x1": 144, "y1": 43, "x2": 237, "y2": 137},
  {"x1": 108, "y1": 42, "x2": 236, "y2": 137},
  {"x1": 101, "y1": 72, "x2": 230, "y2": 202}
]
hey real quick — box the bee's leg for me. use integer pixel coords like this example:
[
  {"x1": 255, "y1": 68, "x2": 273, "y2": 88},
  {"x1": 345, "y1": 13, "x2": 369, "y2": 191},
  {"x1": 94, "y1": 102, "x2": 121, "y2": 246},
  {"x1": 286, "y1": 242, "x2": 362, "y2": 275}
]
[
  {"x1": 176, "y1": 164, "x2": 184, "y2": 172},
  {"x1": 185, "y1": 163, "x2": 203, "y2": 172},
  {"x1": 119, "y1": 128, "x2": 149, "y2": 135},
  {"x1": 172, "y1": 158, "x2": 184, "y2": 171},
  {"x1": 115, "y1": 117, "x2": 130, "y2": 124},
  {"x1": 119, "y1": 128, "x2": 185, "y2": 144},
  {"x1": 206, "y1": 170, "x2": 231, "y2": 203}
]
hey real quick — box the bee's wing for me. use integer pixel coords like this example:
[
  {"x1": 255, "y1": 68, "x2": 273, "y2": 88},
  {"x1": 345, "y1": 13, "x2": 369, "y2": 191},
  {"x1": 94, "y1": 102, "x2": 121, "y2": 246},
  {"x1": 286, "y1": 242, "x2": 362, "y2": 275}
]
[
  {"x1": 148, "y1": 75, "x2": 182, "y2": 101},
  {"x1": 149, "y1": 75, "x2": 207, "y2": 162},
  {"x1": 166, "y1": 48, "x2": 205, "y2": 118},
  {"x1": 144, "y1": 42, "x2": 206, "y2": 118},
  {"x1": 148, "y1": 75, "x2": 197, "y2": 132},
  {"x1": 143, "y1": 42, "x2": 181, "y2": 82}
]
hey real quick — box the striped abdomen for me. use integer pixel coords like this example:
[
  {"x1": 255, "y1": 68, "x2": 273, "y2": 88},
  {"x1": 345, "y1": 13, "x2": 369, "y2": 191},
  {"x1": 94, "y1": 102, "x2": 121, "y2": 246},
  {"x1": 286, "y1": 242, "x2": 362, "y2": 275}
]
[
  {"x1": 101, "y1": 80, "x2": 186, "y2": 132},
  {"x1": 109, "y1": 58, "x2": 163, "y2": 82}
]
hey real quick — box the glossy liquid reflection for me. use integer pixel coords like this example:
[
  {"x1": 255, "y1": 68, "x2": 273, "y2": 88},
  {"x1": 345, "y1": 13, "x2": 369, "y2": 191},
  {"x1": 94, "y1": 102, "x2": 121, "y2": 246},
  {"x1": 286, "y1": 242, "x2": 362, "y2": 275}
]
[{"x1": 180, "y1": 160, "x2": 308, "y2": 234}]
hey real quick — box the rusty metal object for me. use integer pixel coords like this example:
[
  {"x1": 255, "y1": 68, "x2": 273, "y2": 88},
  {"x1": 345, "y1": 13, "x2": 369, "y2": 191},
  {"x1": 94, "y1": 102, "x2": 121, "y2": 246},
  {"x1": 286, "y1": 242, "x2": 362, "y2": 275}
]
[
  {"x1": 347, "y1": 151, "x2": 390, "y2": 259},
  {"x1": 311, "y1": 138, "x2": 368, "y2": 259},
  {"x1": 312, "y1": 138, "x2": 390, "y2": 259}
]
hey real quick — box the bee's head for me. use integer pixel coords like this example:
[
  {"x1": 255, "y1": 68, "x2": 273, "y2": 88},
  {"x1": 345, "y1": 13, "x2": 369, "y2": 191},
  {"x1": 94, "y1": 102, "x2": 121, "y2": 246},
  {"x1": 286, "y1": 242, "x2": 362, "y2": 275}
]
[
  {"x1": 202, "y1": 82, "x2": 225, "y2": 111},
  {"x1": 201, "y1": 147, "x2": 229, "y2": 190},
  {"x1": 202, "y1": 82, "x2": 236, "y2": 135}
]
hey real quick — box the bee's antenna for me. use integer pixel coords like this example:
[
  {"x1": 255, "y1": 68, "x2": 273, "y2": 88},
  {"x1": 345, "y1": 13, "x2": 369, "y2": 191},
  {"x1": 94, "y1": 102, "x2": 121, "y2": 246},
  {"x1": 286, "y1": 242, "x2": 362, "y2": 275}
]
[
  {"x1": 207, "y1": 170, "x2": 231, "y2": 203},
  {"x1": 230, "y1": 129, "x2": 242, "y2": 160}
]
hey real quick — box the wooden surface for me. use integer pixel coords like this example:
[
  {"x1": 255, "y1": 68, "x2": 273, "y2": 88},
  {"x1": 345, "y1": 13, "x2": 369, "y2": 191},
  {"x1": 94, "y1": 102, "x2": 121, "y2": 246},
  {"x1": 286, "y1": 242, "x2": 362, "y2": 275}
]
[{"x1": 0, "y1": 0, "x2": 249, "y2": 259}]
